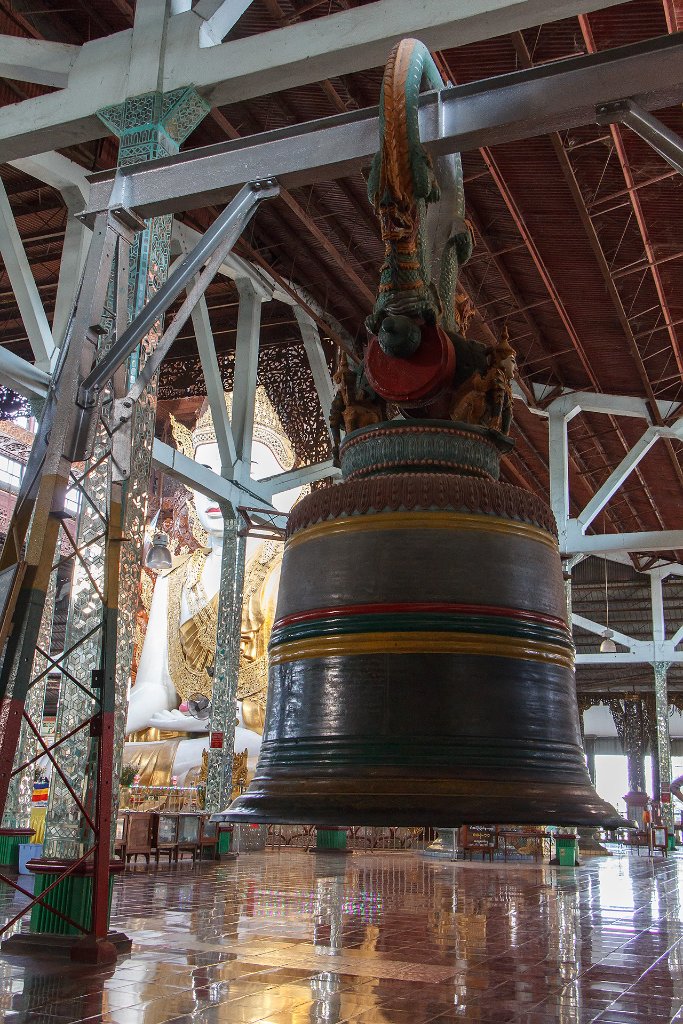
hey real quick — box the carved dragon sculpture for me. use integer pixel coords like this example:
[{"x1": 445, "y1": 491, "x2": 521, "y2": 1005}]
[
  {"x1": 366, "y1": 38, "x2": 473, "y2": 342},
  {"x1": 330, "y1": 38, "x2": 516, "y2": 452}
]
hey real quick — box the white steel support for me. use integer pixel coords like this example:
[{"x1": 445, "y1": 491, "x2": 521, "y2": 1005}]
[
  {"x1": 127, "y1": 0, "x2": 172, "y2": 99},
  {"x1": 542, "y1": 392, "x2": 683, "y2": 558},
  {"x1": 576, "y1": 422, "x2": 683, "y2": 535},
  {"x1": 565, "y1": 527, "x2": 683, "y2": 555},
  {"x1": 651, "y1": 570, "x2": 667, "y2": 646},
  {"x1": 231, "y1": 280, "x2": 262, "y2": 482},
  {"x1": 194, "y1": 0, "x2": 256, "y2": 46},
  {"x1": 577, "y1": 428, "x2": 662, "y2": 533},
  {"x1": 670, "y1": 623, "x2": 683, "y2": 648},
  {"x1": 533, "y1": 386, "x2": 679, "y2": 422},
  {"x1": 260, "y1": 459, "x2": 340, "y2": 497},
  {"x1": 0, "y1": 36, "x2": 79, "y2": 88},
  {"x1": 0, "y1": 348, "x2": 49, "y2": 400},
  {"x1": 152, "y1": 437, "x2": 274, "y2": 512},
  {"x1": 294, "y1": 307, "x2": 336, "y2": 437},
  {"x1": 0, "y1": 0, "x2": 658, "y2": 162},
  {"x1": 0, "y1": 178, "x2": 55, "y2": 371},
  {"x1": 572, "y1": 613, "x2": 643, "y2": 654},
  {"x1": 573, "y1": 564, "x2": 683, "y2": 665},
  {"x1": 52, "y1": 193, "x2": 91, "y2": 348},
  {"x1": 548, "y1": 405, "x2": 580, "y2": 551},
  {"x1": 163, "y1": 0, "x2": 629, "y2": 111},
  {"x1": 577, "y1": 652, "x2": 683, "y2": 663},
  {"x1": 190, "y1": 295, "x2": 237, "y2": 473},
  {"x1": 9, "y1": 151, "x2": 90, "y2": 197},
  {"x1": 8, "y1": 153, "x2": 92, "y2": 351}
]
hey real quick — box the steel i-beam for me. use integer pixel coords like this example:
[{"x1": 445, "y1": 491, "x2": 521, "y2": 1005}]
[{"x1": 80, "y1": 34, "x2": 683, "y2": 220}]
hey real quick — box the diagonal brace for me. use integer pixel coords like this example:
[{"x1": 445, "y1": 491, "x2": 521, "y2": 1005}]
[{"x1": 597, "y1": 98, "x2": 683, "y2": 177}]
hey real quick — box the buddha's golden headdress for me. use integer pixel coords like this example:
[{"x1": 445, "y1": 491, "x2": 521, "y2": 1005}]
[{"x1": 170, "y1": 387, "x2": 295, "y2": 471}]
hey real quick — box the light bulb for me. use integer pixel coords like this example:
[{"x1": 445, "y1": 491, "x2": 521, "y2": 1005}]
[{"x1": 146, "y1": 531, "x2": 172, "y2": 571}]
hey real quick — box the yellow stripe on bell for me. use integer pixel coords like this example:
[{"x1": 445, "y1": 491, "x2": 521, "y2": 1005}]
[{"x1": 269, "y1": 630, "x2": 575, "y2": 670}]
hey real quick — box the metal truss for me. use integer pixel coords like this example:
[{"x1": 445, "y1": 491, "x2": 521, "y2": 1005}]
[
  {"x1": 78, "y1": 34, "x2": 683, "y2": 221},
  {"x1": 0, "y1": 180, "x2": 277, "y2": 948},
  {"x1": 597, "y1": 99, "x2": 683, "y2": 184},
  {"x1": 509, "y1": 386, "x2": 683, "y2": 559},
  {"x1": 237, "y1": 507, "x2": 287, "y2": 541},
  {"x1": 0, "y1": 0, "x2": 630, "y2": 161}
]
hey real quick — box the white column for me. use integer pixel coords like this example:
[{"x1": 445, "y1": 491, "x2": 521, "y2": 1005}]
[
  {"x1": 191, "y1": 295, "x2": 237, "y2": 474},
  {"x1": 547, "y1": 404, "x2": 579, "y2": 552},
  {"x1": 0, "y1": 178, "x2": 54, "y2": 370},
  {"x1": 294, "y1": 307, "x2": 336, "y2": 440},
  {"x1": 231, "y1": 279, "x2": 262, "y2": 482},
  {"x1": 52, "y1": 190, "x2": 91, "y2": 347}
]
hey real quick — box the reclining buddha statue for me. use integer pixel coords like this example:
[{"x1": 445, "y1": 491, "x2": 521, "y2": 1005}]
[{"x1": 124, "y1": 388, "x2": 297, "y2": 786}]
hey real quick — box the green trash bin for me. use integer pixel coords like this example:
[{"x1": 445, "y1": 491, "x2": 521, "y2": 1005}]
[
  {"x1": 667, "y1": 833, "x2": 676, "y2": 851},
  {"x1": 556, "y1": 835, "x2": 578, "y2": 867},
  {"x1": 218, "y1": 825, "x2": 233, "y2": 856},
  {"x1": 315, "y1": 827, "x2": 348, "y2": 851}
]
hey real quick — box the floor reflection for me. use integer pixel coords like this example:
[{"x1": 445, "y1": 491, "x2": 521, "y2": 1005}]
[{"x1": 0, "y1": 851, "x2": 683, "y2": 1022}]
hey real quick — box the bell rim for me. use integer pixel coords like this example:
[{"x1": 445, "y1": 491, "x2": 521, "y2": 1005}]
[{"x1": 224, "y1": 777, "x2": 627, "y2": 830}]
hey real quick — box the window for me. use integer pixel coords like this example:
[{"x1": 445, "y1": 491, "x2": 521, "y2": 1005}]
[
  {"x1": 0, "y1": 455, "x2": 23, "y2": 490},
  {"x1": 65, "y1": 487, "x2": 81, "y2": 514}
]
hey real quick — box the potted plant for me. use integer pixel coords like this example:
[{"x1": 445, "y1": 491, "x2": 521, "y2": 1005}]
[{"x1": 119, "y1": 764, "x2": 137, "y2": 808}]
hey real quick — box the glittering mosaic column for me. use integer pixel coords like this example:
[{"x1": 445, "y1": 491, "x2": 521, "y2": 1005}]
[
  {"x1": 43, "y1": 88, "x2": 208, "y2": 859},
  {"x1": 623, "y1": 698, "x2": 647, "y2": 795},
  {"x1": 99, "y1": 89, "x2": 209, "y2": 818},
  {"x1": 1, "y1": 572, "x2": 56, "y2": 830},
  {"x1": 609, "y1": 696, "x2": 648, "y2": 790},
  {"x1": 204, "y1": 505, "x2": 246, "y2": 815},
  {"x1": 42, "y1": 446, "x2": 112, "y2": 856},
  {"x1": 652, "y1": 661, "x2": 673, "y2": 830}
]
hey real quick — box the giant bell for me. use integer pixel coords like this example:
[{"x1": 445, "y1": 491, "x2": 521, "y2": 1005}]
[{"x1": 227, "y1": 419, "x2": 622, "y2": 828}]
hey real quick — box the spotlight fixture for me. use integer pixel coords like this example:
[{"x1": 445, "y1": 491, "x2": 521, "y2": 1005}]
[
  {"x1": 187, "y1": 693, "x2": 211, "y2": 722},
  {"x1": 599, "y1": 629, "x2": 617, "y2": 654},
  {"x1": 145, "y1": 531, "x2": 172, "y2": 572}
]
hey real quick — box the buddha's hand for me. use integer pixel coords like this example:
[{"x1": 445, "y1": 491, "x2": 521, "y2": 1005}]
[{"x1": 148, "y1": 709, "x2": 209, "y2": 733}]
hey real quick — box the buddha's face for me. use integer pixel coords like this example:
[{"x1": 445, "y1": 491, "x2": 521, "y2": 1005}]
[
  {"x1": 191, "y1": 437, "x2": 302, "y2": 540},
  {"x1": 192, "y1": 441, "x2": 224, "y2": 538}
]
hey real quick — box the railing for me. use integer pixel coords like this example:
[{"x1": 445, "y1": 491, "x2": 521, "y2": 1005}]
[
  {"x1": 120, "y1": 785, "x2": 202, "y2": 813},
  {"x1": 266, "y1": 825, "x2": 437, "y2": 853},
  {"x1": 264, "y1": 825, "x2": 576, "y2": 860}
]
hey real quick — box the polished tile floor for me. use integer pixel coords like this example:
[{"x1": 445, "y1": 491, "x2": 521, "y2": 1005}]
[{"x1": 2, "y1": 850, "x2": 683, "y2": 1023}]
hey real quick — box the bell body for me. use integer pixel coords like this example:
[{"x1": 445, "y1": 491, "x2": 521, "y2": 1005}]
[{"x1": 227, "y1": 422, "x2": 623, "y2": 828}]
